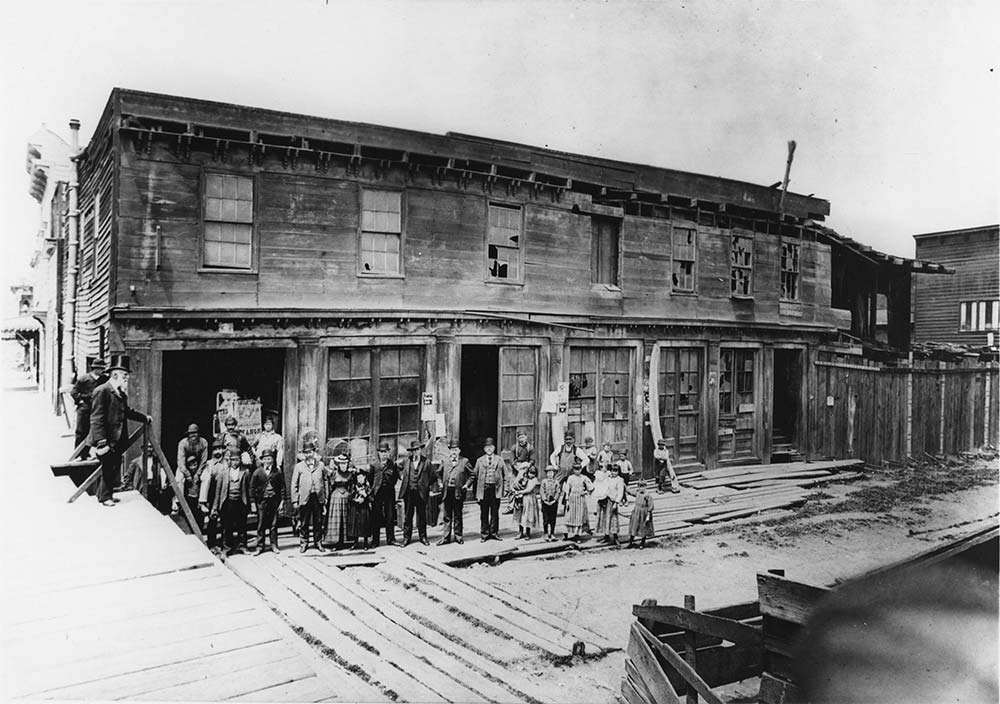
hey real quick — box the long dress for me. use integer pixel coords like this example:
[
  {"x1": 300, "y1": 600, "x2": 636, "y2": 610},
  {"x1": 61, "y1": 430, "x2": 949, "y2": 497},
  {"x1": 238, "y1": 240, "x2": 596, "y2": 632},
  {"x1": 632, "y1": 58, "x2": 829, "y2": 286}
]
[
  {"x1": 324, "y1": 467, "x2": 354, "y2": 546},
  {"x1": 519, "y1": 477, "x2": 539, "y2": 528},
  {"x1": 563, "y1": 473, "x2": 593, "y2": 528},
  {"x1": 628, "y1": 491, "x2": 655, "y2": 538},
  {"x1": 349, "y1": 474, "x2": 371, "y2": 540}
]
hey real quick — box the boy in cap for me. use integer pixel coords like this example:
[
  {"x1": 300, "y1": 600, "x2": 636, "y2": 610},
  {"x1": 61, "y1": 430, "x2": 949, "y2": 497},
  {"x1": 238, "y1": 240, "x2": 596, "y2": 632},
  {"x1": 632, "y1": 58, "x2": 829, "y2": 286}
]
[
  {"x1": 369, "y1": 440, "x2": 399, "y2": 547},
  {"x1": 181, "y1": 455, "x2": 204, "y2": 530},
  {"x1": 616, "y1": 449, "x2": 634, "y2": 485},
  {"x1": 212, "y1": 448, "x2": 251, "y2": 556},
  {"x1": 252, "y1": 447, "x2": 284, "y2": 554},
  {"x1": 654, "y1": 439, "x2": 680, "y2": 493},
  {"x1": 437, "y1": 439, "x2": 473, "y2": 545},
  {"x1": 539, "y1": 465, "x2": 560, "y2": 541},
  {"x1": 291, "y1": 440, "x2": 328, "y2": 553},
  {"x1": 473, "y1": 437, "x2": 508, "y2": 541}
]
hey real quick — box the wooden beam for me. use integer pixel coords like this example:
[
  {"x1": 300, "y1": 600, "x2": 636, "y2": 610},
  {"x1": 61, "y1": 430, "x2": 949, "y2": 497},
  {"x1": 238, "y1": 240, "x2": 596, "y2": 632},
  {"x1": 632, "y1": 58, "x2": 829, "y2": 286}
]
[
  {"x1": 147, "y1": 429, "x2": 205, "y2": 542},
  {"x1": 635, "y1": 622, "x2": 724, "y2": 704},
  {"x1": 66, "y1": 425, "x2": 145, "y2": 503},
  {"x1": 627, "y1": 624, "x2": 684, "y2": 704},
  {"x1": 758, "y1": 672, "x2": 804, "y2": 704},
  {"x1": 632, "y1": 604, "x2": 762, "y2": 646},
  {"x1": 756, "y1": 573, "x2": 826, "y2": 626}
]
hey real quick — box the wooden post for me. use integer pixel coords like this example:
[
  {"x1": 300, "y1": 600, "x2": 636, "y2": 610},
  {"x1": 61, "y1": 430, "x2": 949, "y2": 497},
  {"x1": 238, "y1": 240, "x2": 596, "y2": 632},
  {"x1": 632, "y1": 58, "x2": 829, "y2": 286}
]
[
  {"x1": 147, "y1": 429, "x2": 205, "y2": 542},
  {"x1": 984, "y1": 369, "x2": 992, "y2": 448},
  {"x1": 683, "y1": 594, "x2": 697, "y2": 704},
  {"x1": 904, "y1": 354, "x2": 913, "y2": 460},
  {"x1": 938, "y1": 369, "x2": 946, "y2": 456}
]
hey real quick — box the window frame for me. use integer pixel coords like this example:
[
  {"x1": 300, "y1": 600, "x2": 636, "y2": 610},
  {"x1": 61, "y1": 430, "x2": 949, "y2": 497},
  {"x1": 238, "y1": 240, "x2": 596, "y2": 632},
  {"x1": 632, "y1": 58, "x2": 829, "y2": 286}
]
[
  {"x1": 199, "y1": 170, "x2": 258, "y2": 274},
  {"x1": 779, "y1": 238, "x2": 801, "y2": 302},
  {"x1": 357, "y1": 186, "x2": 406, "y2": 279},
  {"x1": 484, "y1": 200, "x2": 525, "y2": 285},
  {"x1": 671, "y1": 223, "x2": 698, "y2": 295},
  {"x1": 959, "y1": 300, "x2": 999, "y2": 332},
  {"x1": 590, "y1": 215, "x2": 622, "y2": 289},
  {"x1": 729, "y1": 230, "x2": 754, "y2": 298}
]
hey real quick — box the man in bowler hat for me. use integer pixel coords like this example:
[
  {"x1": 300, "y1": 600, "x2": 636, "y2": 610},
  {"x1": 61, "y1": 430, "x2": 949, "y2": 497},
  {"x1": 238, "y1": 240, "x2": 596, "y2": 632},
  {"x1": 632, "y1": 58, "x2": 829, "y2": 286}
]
[
  {"x1": 89, "y1": 354, "x2": 151, "y2": 507},
  {"x1": 71, "y1": 358, "x2": 107, "y2": 453},
  {"x1": 473, "y1": 437, "x2": 508, "y2": 541},
  {"x1": 437, "y1": 439, "x2": 473, "y2": 545},
  {"x1": 397, "y1": 438, "x2": 433, "y2": 546},
  {"x1": 369, "y1": 440, "x2": 399, "y2": 547}
]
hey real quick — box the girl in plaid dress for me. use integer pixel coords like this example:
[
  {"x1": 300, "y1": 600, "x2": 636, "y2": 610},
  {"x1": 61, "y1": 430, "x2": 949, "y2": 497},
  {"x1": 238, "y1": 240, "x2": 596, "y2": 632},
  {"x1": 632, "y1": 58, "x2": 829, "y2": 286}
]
[
  {"x1": 561, "y1": 458, "x2": 593, "y2": 540},
  {"x1": 324, "y1": 452, "x2": 354, "y2": 549}
]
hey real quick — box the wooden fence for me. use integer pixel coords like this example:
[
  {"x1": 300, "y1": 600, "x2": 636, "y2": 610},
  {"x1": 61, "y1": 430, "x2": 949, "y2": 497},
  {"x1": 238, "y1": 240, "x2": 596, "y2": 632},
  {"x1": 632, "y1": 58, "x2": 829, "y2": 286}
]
[{"x1": 809, "y1": 360, "x2": 998, "y2": 465}]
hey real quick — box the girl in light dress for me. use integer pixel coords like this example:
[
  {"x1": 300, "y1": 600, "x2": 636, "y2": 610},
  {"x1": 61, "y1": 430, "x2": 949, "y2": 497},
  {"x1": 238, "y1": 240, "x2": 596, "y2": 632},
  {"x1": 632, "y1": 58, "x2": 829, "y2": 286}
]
[
  {"x1": 560, "y1": 458, "x2": 593, "y2": 540},
  {"x1": 602, "y1": 465, "x2": 627, "y2": 546},
  {"x1": 514, "y1": 466, "x2": 539, "y2": 539}
]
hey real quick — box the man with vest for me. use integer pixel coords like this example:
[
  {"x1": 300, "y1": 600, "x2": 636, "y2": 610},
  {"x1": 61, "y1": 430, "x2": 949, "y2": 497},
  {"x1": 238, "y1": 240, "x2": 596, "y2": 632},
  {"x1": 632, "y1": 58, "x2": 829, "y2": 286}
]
[
  {"x1": 211, "y1": 448, "x2": 252, "y2": 556},
  {"x1": 369, "y1": 440, "x2": 399, "y2": 547},
  {"x1": 291, "y1": 440, "x2": 328, "y2": 553},
  {"x1": 437, "y1": 439, "x2": 473, "y2": 545},
  {"x1": 251, "y1": 447, "x2": 285, "y2": 554},
  {"x1": 397, "y1": 439, "x2": 434, "y2": 546},
  {"x1": 549, "y1": 431, "x2": 590, "y2": 486},
  {"x1": 473, "y1": 437, "x2": 508, "y2": 541}
]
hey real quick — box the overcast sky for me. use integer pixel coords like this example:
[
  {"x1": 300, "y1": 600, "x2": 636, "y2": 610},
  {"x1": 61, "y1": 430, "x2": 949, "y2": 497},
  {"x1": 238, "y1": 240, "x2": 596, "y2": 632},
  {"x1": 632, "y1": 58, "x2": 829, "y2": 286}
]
[{"x1": 1, "y1": 0, "x2": 996, "y2": 289}]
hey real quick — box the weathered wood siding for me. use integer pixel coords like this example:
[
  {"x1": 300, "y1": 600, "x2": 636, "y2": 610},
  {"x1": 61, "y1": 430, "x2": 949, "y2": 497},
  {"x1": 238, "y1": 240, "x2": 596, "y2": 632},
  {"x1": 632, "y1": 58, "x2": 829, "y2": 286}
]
[{"x1": 913, "y1": 227, "x2": 1000, "y2": 346}]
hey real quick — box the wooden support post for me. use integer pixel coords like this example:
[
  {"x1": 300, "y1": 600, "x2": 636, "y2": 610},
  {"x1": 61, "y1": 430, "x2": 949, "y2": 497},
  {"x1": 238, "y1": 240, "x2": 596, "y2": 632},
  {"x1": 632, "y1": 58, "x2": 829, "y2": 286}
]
[
  {"x1": 147, "y1": 429, "x2": 205, "y2": 542},
  {"x1": 684, "y1": 594, "x2": 698, "y2": 704},
  {"x1": 67, "y1": 425, "x2": 144, "y2": 503},
  {"x1": 938, "y1": 371, "x2": 946, "y2": 455},
  {"x1": 984, "y1": 371, "x2": 992, "y2": 448},
  {"x1": 904, "y1": 357, "x2": 913, "y2": 460}
]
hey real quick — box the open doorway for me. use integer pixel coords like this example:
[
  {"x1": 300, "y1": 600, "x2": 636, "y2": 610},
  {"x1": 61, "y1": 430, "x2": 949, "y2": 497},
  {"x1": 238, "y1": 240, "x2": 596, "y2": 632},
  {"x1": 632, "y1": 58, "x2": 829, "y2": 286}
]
[
  {"x1": 161, "y1": 348, "x2": 285, "y2": 464},
  {"x1": 459, "y1": 345, "x2": 498, "y2": 461},
  {"x1": 772, "y1": 348, "x2": 803, "y2": 461}
]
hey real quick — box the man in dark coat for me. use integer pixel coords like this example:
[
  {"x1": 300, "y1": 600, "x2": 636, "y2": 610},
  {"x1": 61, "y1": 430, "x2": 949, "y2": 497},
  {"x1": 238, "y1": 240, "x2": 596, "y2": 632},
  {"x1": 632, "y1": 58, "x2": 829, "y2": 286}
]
[
  {"x1": 397, "y1": 439, "x2": 434, "y2": 546},
  {"x1": 251, "y1": 447, "x2": 284, "y2": 554},
  {"x1": 437, "y1": 439, "x2": 473, "y2": 545},
  {"x1": 369, "y1": 440, "x2": 399, "y2": 547},
  {"x1": 70, "y1": 358, "x2": 107, "y2": 452},
  {"x1": 473, "y1": 437, "x2": 508, "y2": 541},
  {"x1": 89, "y1": 355, "x2": 151, "y2": 507},
  {"x1": 212, "y1": 448, "x2": 252, "y2": 555}
]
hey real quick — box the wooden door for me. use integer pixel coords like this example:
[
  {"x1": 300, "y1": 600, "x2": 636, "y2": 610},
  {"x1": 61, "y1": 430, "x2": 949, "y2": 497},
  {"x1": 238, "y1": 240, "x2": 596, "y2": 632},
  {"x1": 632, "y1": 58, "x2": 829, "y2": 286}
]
[
  {"x1": 659, "y1": 347, "x2": 703, "y2": 463},
  {"x1": 568, "y1": 347, "x2": 631, "y2": 451},
  {"x1": 719, "y1": 348, "x2": 756, "y2": 460},
  {"x1": 499, "y1": 346, "x2": 537, "y2": 452}
]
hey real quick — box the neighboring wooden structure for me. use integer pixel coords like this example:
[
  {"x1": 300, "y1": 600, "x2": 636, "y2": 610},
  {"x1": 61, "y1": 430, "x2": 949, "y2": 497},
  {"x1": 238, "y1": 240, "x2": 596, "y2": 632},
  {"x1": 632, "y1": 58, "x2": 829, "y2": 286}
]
[
  {"x1": 42, "y1": 89, "x2": 955, "y2": 479},
  {"x1": 912, "y1": 224, "x2": 1000, "y2": 347}
]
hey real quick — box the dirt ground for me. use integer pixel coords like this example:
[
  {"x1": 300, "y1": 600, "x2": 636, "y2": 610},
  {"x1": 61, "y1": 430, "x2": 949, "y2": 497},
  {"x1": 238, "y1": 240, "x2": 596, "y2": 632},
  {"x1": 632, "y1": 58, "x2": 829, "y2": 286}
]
[{"x1": 471, "y1": 457, "x2": 1000, "y2": 703}]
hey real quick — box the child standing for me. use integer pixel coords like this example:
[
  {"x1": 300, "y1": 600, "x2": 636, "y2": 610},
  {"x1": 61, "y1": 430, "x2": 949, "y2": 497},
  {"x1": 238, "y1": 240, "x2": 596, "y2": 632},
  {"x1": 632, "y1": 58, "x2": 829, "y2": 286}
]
[
  {"x1": 540, "y1": 466, "x2": 560, "y2": 542},
  {"x1": 509, "y1": 469, "x2": 528, "y2": 524},
  {"x1": 603, "y1": 465, "x2": 627, "y2": 546},
  {"x1": 627, "y1": 483, "x2": 655, "y2": 549},
  {"x1": 654, "y1": 438, "x2": 680, "y2": 493},
  {"x1": 592, "y1": 462, "x2": 610, "y2": 537},
  {"x1": 616, "y1": 449, "x2": 634, "y2": 485},
  {"x1": 561, "y1": 458, "x2": 593, "y2": 541},
  {"x1": 515, "y1": 467, "x2": 539, "y2": 539},
  {"x1": 350, "y1": 469, "x2": 372, "y2": 549},
  {"x1": 596, "y1": 442, "x2": 614, "y2": 473}
]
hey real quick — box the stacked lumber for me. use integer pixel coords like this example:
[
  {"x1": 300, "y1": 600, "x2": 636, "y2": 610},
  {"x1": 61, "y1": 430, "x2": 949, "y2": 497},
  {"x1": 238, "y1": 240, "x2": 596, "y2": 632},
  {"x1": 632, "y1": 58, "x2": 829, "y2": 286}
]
[{"x1": 622, "y1": 459, "x2": 864, "y2": 540}]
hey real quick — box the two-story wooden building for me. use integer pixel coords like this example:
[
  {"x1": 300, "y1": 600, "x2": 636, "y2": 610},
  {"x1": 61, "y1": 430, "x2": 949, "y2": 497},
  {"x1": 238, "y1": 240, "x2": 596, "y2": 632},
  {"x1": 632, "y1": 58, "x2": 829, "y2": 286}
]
[{"x1": 51, "y1": 88, "x2": 945, "y2": 480}]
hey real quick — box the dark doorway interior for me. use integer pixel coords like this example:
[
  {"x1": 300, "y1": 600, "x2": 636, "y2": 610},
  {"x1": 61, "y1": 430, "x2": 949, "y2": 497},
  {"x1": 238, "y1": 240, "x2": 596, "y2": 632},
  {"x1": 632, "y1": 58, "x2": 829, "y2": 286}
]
[
  {"x1": 459, "y1": 345, "x2": 498, "y2": 461},
  {"x1": 161, "y1": 349, "x2": 285, "y2": 467},
  {"x1": 772, "y1": 349, "x2": 802, "y2": 457}
]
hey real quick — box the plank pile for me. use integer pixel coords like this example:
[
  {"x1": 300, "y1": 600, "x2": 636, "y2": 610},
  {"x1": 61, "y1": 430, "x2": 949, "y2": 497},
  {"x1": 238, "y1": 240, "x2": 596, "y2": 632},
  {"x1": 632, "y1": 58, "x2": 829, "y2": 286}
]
[{"x1": 626, "y1": 459, "x2": 864, "y2": 540}]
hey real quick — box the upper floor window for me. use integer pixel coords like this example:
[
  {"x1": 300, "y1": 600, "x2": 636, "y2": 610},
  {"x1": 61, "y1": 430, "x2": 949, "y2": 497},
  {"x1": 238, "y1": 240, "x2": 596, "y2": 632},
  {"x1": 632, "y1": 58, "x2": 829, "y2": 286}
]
[
  {"x1": 780, "y1": 240, "x2": 800, "y2": 301},
  {"x1": 203, "y1": 173, "x2": 253, "y2": 270},
  {"x1": 591, "y1": 216, "x2": 621, "y2": 287},
  {"x1": 730, "y1": 232, "x2": 753, "y2": 297},
  {"x1": 959, "y1": 300, "x2": 999, "y2": 332},
  {"x1": 486, "y1": 203, "x2": 523, "y2": 282},
  {"x1": 672, "y1": 226, "x2": 696, "y2": 293},
  {"x1": 360, "y1": 189, "x2": 402, "y2": 276}
]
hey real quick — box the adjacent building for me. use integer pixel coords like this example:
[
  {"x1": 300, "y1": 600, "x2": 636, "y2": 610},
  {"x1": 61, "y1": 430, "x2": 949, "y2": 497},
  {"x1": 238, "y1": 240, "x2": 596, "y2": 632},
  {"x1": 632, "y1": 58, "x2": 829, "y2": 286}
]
[
  {"x1": 35, "y1": 88, "x2": 949, "y2": 480},
  {"x1": 913, "y1": 225, "x2": 1000, "y2": 348}
]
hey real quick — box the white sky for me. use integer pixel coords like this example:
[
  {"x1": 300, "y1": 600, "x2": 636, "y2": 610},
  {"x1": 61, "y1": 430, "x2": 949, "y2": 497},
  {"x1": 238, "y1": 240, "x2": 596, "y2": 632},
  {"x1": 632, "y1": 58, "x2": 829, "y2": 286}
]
[{"x1": 1, "y1": 0, "x2": 997, "y2": 291}]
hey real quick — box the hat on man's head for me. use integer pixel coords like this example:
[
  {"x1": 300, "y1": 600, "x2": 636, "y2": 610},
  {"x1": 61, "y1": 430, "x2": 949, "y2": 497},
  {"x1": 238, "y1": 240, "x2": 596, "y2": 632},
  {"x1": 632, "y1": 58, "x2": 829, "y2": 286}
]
[
  {"x1": 516, "y1": 430, "x2": 527, "y2": 438},
  {"x1": 302, "y1": 440, "x2": 318, "y2": 452},
  {"x1": 89, "y1": 359, "x2": 107, "y2": 371},
  {"x1": 186, "y1": 455, "x2": 200, "y2": 467},
  {"x1": 106, "y1": 353, "x2": 131, "y2": 373},
  {"x1": 226, "y1": 448, "x2": 241, "y2": 459},
  {"x1": 333, "y1": 452, "x2": 349, "y2": 463},
  {"x1": 186, "y1": 423, "x2": 199, "y2": 435},
  {"x1": 563, "y1": 431, "x2": 575, "y2": 442},
  {"x1": 225, "y1": 416, "x2": 238, "y2": 427},
  {"x1": 483, "y1": 437, "x2": 495, "y2": 448},
  {"x1": 212, "y1": 438, "x2": 225, "y2": 450},
  {"x1": 260, "y1": 448, "x2": 275, "y2": 458},
  {"x1": 545, "y1": 465, "x2": 557, "y2": 474},
  {"x1": 657, "y1": 438, "x2": 667, "y2": 447},
  {"x1": 377, "y1": 440, "x2": 391, "y2": 451},
  {"x1": 407, "y1": 439, "x2": 423, "y2": 452},
  {"x1": 448, "y1": 438, "x2": 461, "y2": 448}
]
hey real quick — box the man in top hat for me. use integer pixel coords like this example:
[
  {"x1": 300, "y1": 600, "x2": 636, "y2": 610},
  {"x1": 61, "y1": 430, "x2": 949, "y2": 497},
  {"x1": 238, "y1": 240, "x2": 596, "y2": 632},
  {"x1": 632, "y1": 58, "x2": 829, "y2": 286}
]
[
  {"x1": 251, "y1": 447, "x2": 285, "y2": 554},
  {"x1": 549, "y1": 431, "x2": 590, "y2": 486},
  {"x1": 291, "y1": 440, "x2": 328, "y2": 553},
  {"x1": 397, "y1": 438, "x2": 434, "y2": 546},
  {"x1": 369, "y1": 440, "x2": 400, "y2": 547},
  {"x1": 199, "y1": 439, "x2": 228, "y2": 552},
  {"x1": 211, "y1": 448, "x2": 252, "y2": 555},
  {"x1": 473, "y1": 437, "x2": 508, "y2": 541},
  {"x1": 70, "y1": 358, "x2": 108, "y2": 453},
  {"x1": 89, "y1": 354, "x2": 151, "y2": 507},
  {"x1": 437, "y1": 439, "x2": 473, "y2": 545}
]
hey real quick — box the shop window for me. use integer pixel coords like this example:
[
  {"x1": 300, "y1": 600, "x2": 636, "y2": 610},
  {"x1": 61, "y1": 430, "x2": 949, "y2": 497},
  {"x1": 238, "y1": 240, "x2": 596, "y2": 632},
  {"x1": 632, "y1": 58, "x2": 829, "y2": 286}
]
[
  {"x1": 360, "y1": 189, "x2": 402, "y2": 276},
  {"x1": 591, "y1": 216, "x2": 621, "y2": 287},
  {"x1": 780, "y1": 240, "x2": 800, "y2": 301},
  {"x1": 719, "y1": 349, "x2": 755, "y2": 415},
  {"x1": 486, "y1": 203, "x2": 522, "y2": 282},
  {"x1": 672, "y1": 226, "x2": 696, "y2": 292},
  {"x1": 568, "y1": 347, "x2": 631, "y2": 449},
  {"x1": 203, "y1": 173, "x2": 253, "y2": 270},
  {"x1": 730, "y1": 233, "x2": 753, "y2": 297}
]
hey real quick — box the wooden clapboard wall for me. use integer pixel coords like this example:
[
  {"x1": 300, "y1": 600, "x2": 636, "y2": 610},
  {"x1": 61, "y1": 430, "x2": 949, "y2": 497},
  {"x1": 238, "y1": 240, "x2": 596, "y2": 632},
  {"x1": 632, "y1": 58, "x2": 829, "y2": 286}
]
[{"x1": 809, "y1": 356, "x2": 999, "y2": 464}]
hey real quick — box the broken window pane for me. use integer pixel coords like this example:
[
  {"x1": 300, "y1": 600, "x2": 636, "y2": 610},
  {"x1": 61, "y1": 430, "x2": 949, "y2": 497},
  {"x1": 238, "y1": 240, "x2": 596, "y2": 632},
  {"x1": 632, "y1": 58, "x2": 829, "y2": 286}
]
[
  {"x1": 487, "y1": 204, "x2": 522, "y2": 281},
  {"x1": 672, "y1": 227, "x2": 696, "y2": 292}
]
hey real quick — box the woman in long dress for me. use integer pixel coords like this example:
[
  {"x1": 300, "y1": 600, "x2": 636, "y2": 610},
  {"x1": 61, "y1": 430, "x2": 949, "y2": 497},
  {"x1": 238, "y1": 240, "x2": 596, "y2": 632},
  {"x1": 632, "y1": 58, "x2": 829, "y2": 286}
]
[
  {"x1": 561, "y1": 459, "x2": 593, "y2": 540},
  {"x1": 516, "y1": 466, "x2": 540, "y2": 539},
  {"x1": 324, "y1": 451, "x2": 355, "y2": 549}
]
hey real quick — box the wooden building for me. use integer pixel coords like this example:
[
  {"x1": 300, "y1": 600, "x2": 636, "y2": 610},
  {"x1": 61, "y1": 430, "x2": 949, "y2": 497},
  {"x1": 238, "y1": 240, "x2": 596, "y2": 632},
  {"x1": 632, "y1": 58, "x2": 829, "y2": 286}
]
[
  {"x1": 913, "y1": 225, "x2": 1000, "y2": 348},
  {"x1": 46, "y1": 88, "x2": 949, "y2": 479}
]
